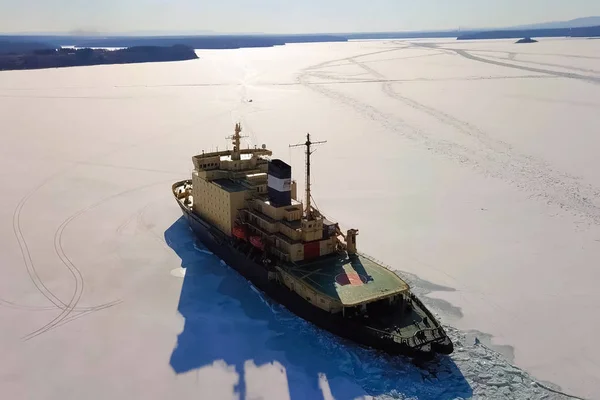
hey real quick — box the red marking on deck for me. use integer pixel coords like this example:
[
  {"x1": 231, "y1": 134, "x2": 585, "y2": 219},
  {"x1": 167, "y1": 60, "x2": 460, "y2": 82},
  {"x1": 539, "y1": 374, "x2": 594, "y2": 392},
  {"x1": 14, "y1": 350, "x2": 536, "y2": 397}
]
[{"x1": 335, "y1": 272, "x2": 368, "y2": 286}]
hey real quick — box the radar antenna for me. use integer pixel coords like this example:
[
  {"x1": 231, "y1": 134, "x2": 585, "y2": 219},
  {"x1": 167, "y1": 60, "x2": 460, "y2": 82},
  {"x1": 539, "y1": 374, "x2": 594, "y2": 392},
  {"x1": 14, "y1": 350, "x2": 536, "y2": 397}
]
[{"x1": 290, "y1": 133, "x2": 326, "y2": 220}]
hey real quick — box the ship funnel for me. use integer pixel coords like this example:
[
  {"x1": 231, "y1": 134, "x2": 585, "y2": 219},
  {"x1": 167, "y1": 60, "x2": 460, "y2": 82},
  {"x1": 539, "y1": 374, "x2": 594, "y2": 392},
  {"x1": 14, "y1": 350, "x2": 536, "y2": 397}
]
[{"x1": 268, "y1": 159, "x2": 292, "y2": 207}]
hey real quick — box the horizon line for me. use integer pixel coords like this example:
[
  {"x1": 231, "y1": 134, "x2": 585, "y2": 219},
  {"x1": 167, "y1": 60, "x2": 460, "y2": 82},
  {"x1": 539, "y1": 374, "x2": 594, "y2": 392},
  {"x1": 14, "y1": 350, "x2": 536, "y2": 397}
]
[{"x1": 2, "y1": 15, "x2": 600, "y2": 38}]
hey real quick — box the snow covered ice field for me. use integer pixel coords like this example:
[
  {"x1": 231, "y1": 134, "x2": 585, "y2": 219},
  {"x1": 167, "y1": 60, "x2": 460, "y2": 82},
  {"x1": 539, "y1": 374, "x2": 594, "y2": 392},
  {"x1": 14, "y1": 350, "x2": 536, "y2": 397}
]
[{"x1": 1, "y1": 37, "x2": 600, "y2": 399}]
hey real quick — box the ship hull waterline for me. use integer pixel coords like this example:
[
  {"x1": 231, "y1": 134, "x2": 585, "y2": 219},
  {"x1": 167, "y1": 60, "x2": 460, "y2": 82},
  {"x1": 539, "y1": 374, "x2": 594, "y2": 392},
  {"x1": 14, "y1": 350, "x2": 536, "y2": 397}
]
[{"x1": 172, "y1": 180, "x2": 453, "y2": 361}]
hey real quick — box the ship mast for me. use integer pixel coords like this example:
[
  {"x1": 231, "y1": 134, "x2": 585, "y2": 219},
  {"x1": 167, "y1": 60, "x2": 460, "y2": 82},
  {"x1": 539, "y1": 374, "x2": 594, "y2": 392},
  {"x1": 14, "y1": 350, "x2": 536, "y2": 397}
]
[
  {"x1": 290, "y1": 133, "x2": 326, "y2": 220},
  {"x1": 226, "y1": 122, "x2": 248, "y2": 161}
]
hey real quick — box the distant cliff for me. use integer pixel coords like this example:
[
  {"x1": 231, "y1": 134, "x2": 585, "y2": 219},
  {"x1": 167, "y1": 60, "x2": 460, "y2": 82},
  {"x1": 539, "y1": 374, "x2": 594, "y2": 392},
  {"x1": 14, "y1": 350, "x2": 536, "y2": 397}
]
[
  {"x1": 457, "y1": 25, "x2": 600, "y2": 40},
  {"x1": 0, "y1": 45, "x2": 198, "y2": 71}
]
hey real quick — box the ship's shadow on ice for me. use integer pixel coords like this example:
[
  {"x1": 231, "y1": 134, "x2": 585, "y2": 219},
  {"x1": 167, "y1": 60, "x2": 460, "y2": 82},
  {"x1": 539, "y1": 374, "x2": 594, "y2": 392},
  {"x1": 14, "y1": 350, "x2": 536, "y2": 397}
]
[{"x1": 165, "y1": 217, "x2": 472, "y2": 400}]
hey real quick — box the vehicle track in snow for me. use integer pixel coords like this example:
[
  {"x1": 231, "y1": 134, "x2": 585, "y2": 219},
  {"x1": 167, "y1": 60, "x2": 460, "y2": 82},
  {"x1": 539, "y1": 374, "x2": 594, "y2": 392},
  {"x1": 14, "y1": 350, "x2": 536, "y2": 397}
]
[
  {"x1": 298, "y1": 45, "x2": 600, "y2": 227},
  {"x1": 477, "y1": 53, "x2": 600, "y2": 75},
  {"x1": 413, "y1": 42, "x2": 600, "y2": 86},
  {"x1": 11, "y1": 108, "x2": 224, "y2": 337},
  {"x1": 440, "y1": 48, "x2": 600, "y2": 61},
  {"x1": 22, "y1": 180, "x2": 172, "y2": 340},
  {"x1": 12, "y1": 169, "x2": 122, "y2": 314}
]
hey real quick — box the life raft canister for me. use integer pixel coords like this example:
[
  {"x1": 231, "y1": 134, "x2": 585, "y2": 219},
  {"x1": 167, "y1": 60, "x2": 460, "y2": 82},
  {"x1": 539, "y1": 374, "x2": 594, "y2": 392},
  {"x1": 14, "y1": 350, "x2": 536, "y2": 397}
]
[{"x1": 232, "y1": 225, "x2": 247, "y2": 240}]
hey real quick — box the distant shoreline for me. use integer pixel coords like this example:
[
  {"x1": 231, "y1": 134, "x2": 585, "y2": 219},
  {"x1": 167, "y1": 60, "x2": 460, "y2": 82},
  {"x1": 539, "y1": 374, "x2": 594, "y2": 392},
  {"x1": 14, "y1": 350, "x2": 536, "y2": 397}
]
[
  {"x1": 0, "y1": 45, "x2": 198, "y2": 71},
  {"x1": 1, "y1": 26, "x2": 600, "y2": 72},
  {"x1": 457, "y1": 25, "x2": 600, "y2": 40}
]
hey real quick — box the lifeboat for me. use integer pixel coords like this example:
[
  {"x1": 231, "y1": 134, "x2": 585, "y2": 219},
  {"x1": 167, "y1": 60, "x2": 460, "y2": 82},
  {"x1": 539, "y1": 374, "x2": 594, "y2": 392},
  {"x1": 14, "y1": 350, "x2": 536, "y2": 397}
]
[
  {"x1": 249, "y1": 235, "x2": 265, "y2": 250},
  {"x1": 232, "y1": 225, "x2": 247, "y2": 240}
]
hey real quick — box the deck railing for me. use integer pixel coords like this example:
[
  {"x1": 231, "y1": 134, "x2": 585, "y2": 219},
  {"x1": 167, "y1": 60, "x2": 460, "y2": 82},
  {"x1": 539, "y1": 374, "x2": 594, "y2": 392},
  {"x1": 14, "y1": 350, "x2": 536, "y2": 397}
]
[
  {"x1": 363, "y1": 323, "x2": 447, "y2": 348},
  {"x1": 357, "y1": 252, "x2": 397, "y2": 274}
]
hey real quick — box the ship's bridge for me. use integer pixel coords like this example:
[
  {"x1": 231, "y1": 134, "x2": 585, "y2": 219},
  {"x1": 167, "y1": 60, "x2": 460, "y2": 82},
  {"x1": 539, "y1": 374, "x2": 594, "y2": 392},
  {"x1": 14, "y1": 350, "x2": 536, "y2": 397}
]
[{"x1": 193, "y1": 148, "x2": 272, "y2": 172}]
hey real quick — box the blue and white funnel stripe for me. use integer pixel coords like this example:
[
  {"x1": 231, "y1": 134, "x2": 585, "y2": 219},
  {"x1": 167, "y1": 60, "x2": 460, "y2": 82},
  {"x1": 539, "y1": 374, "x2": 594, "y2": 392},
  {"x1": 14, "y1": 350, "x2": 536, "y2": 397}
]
[
  {"x1": 268, "y1": 175, "x2": 291, "y2": 192},
  {"x1": 268, "y1": 159, "x2": 292, "y2": 207}
]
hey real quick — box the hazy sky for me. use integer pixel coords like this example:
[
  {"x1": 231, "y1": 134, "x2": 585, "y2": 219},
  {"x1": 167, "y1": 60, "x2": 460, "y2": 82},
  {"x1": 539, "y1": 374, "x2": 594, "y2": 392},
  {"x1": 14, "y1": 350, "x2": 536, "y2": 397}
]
[{"x1": 1, "y1": 0, "x2": 599, "y2": 34}]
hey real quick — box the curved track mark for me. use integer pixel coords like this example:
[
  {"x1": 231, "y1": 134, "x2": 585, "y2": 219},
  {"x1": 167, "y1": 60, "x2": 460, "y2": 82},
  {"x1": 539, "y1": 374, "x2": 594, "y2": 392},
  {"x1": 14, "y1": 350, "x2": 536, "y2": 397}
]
[
  {"x1": 12, "y1": 170, "x2": 72, "y2": 309},
  {"x1": 298, "y1": 45, "x2": 600, "y2": 226},
  {"x1": 32, "y1": 300, "x2": 123, "y2": 337},
  {"x1": 22, "y1": 179, "x2": 173, "y2": 340},
  {"x1": 11, "y1": 169, "x2": 114, "y2": 312},
  {"x1": 350, "y1": 56, "x2": 600, "y2": 225},
  {"x1": 453, "y1": 48, "x2": 600, "y2": 61},
  {"x1": 136, "y1": 203, "x2": 172, "y2": 251},
  {"x1": 10, "y1": 109, "x2": 224, "y2": 322},
  {"x1": 0, "y1": 297, "x2": 57, "y2": 311},
  {"x1": 479, "y1": 53, "x2": 600, "y2": 75},
  {"x1": 415, "y1": 42, "x2": 600, "y2": 85},
  {"x1": 300, "y1": 46, "x2": 408, "y2": 74}
]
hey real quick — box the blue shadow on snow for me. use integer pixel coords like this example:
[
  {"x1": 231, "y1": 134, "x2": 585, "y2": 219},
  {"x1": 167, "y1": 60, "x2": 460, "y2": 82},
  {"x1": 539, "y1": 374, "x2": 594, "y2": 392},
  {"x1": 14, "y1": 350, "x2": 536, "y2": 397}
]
[{"x1": 166, "y1": 216, "x2": 472, "y2": 399}]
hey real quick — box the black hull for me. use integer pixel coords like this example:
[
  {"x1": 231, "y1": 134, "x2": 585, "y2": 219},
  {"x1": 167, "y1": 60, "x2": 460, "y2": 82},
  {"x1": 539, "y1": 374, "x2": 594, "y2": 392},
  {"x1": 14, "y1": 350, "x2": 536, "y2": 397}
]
[{"x1": 175, "y1": 200, "x2": 453, "y2": 360}]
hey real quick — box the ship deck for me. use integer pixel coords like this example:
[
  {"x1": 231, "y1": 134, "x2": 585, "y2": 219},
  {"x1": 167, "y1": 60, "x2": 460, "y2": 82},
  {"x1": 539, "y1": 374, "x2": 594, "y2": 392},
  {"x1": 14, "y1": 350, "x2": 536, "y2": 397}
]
[{"x1": 283, "y1": 253, "x2": 409, "y2": 306}]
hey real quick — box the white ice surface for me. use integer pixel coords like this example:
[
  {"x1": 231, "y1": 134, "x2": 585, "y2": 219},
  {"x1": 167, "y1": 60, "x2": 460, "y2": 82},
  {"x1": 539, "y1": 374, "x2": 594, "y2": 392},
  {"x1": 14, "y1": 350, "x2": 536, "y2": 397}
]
[{"x1": 1, "y1": 37, "x2": 599, "y2": 399}]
